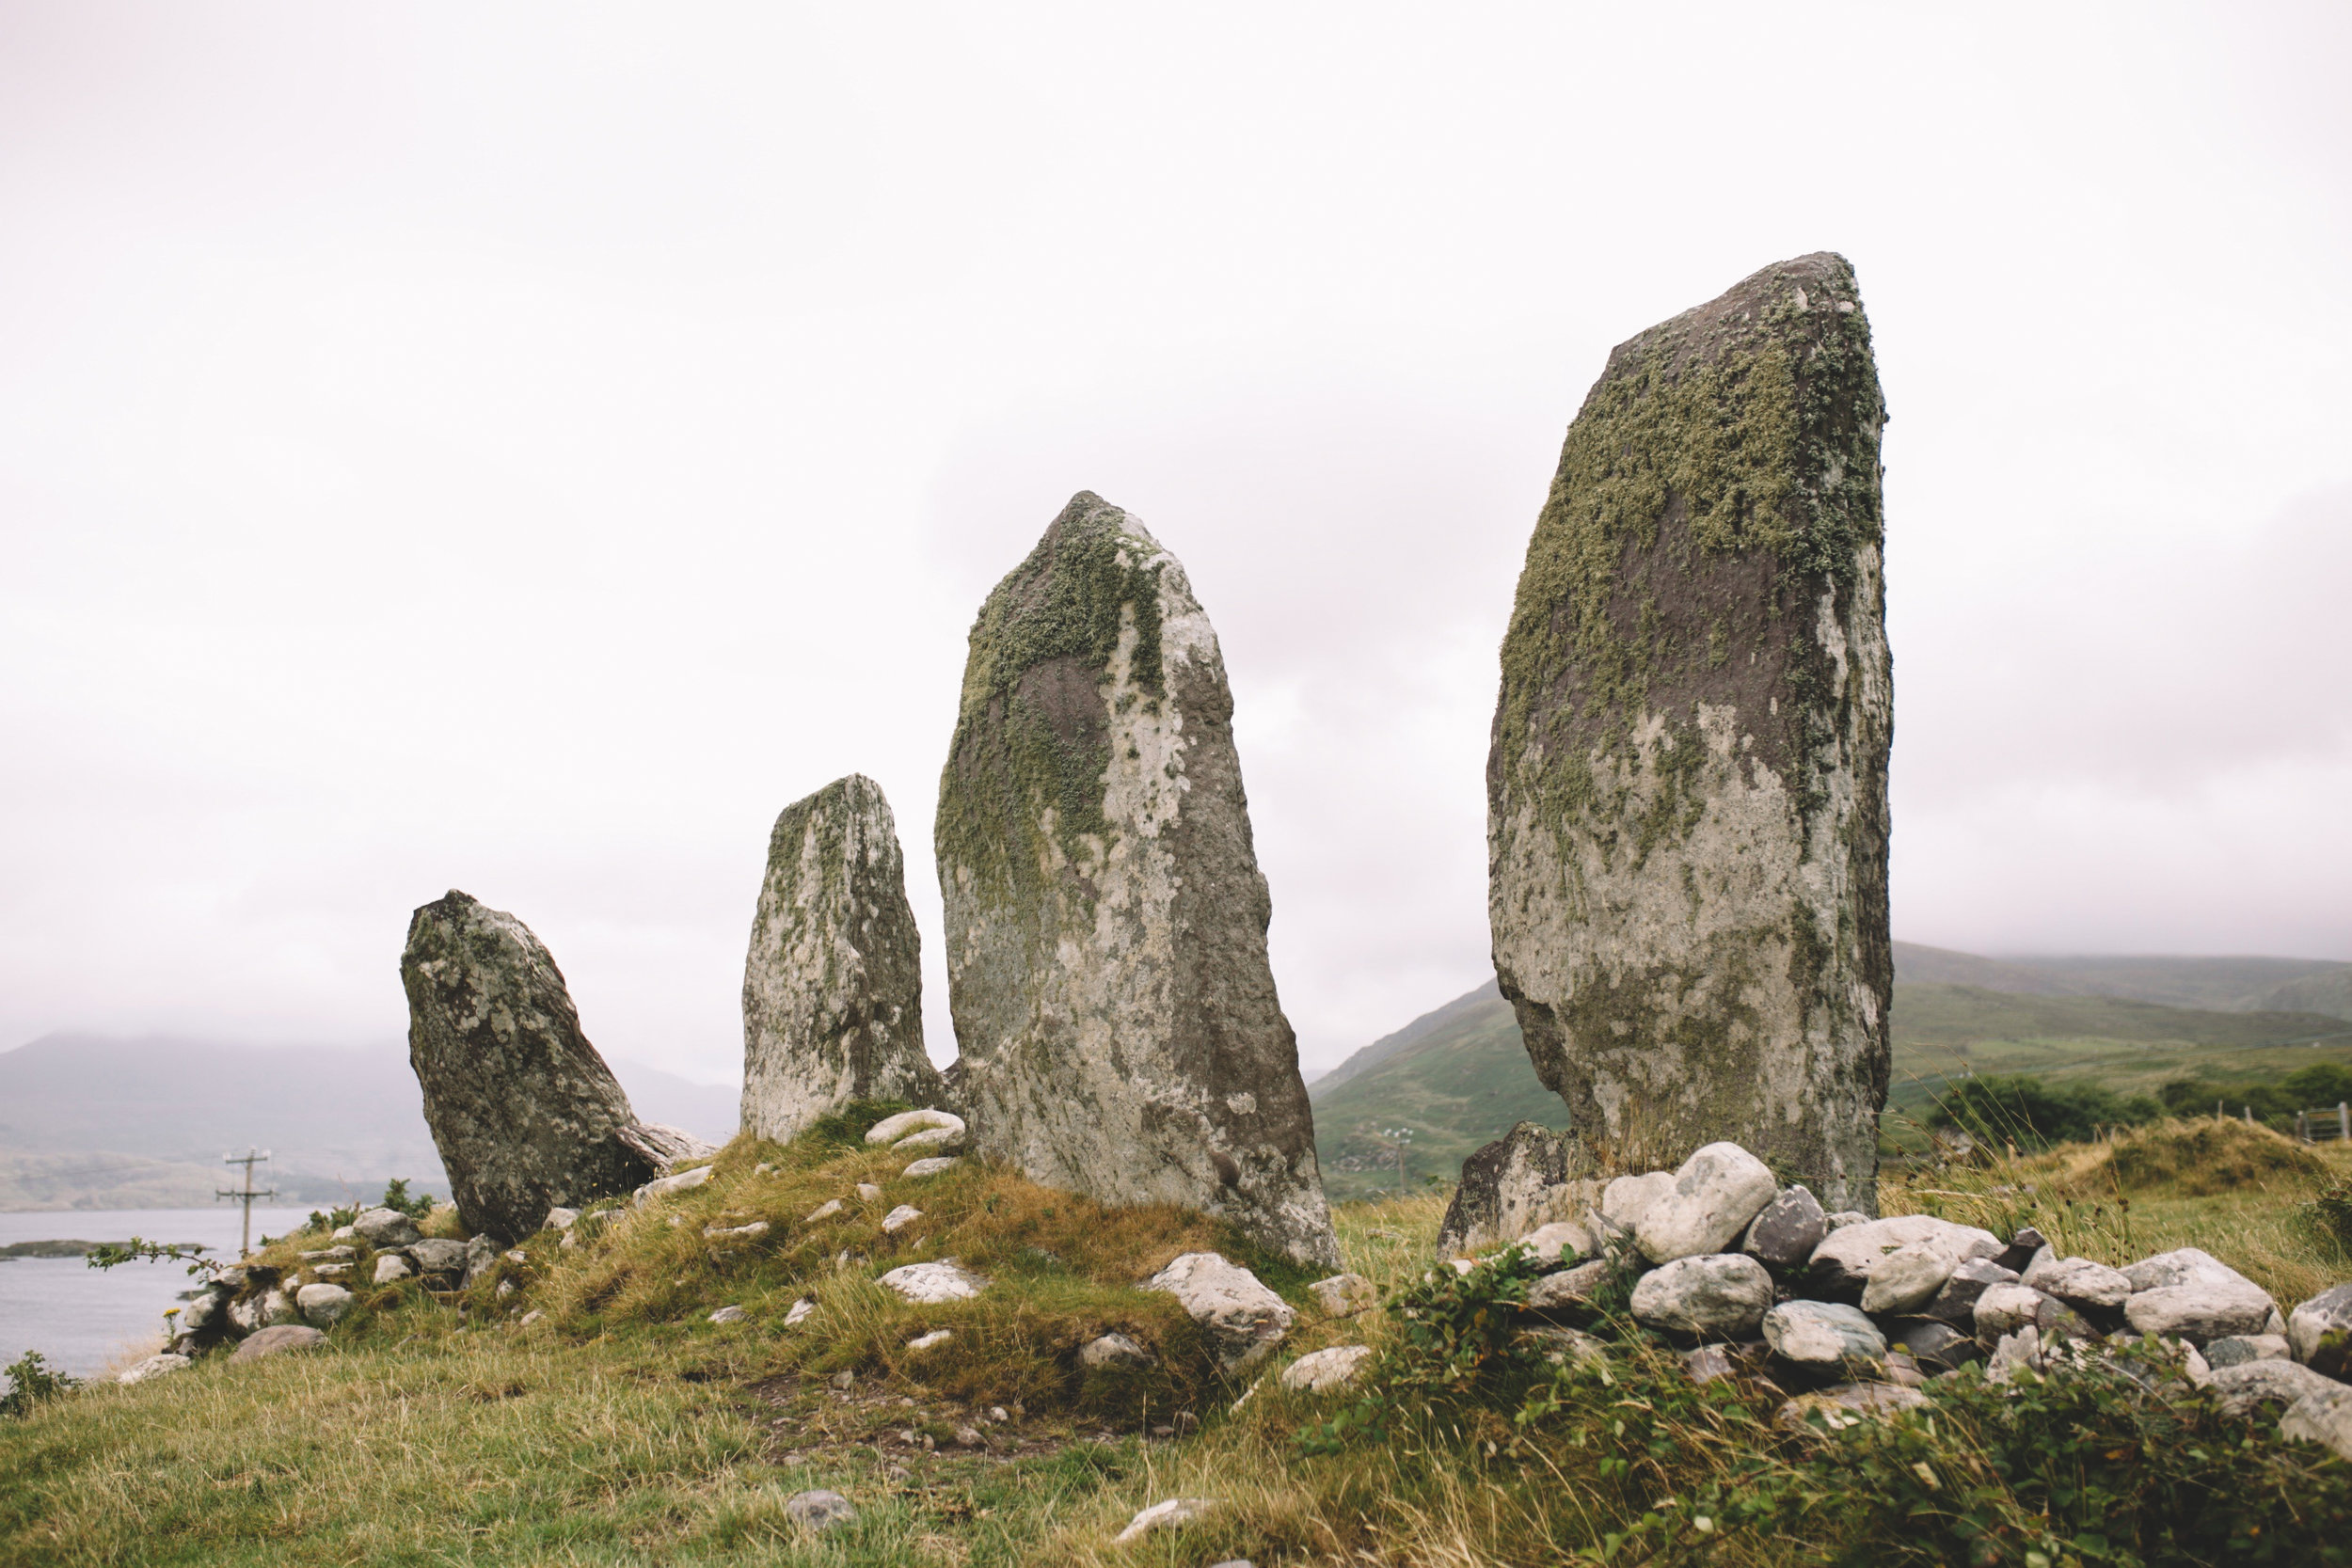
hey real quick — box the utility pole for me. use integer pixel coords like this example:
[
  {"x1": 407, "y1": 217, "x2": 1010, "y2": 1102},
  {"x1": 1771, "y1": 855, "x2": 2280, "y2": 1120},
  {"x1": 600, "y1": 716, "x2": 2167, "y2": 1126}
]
[
  {"x1": 218, "y1": 1148, "x2": 276, "y2": 1259},
  {"x1": 1379, "y1": 1126, "x2": 1416, "y2": 1195}
]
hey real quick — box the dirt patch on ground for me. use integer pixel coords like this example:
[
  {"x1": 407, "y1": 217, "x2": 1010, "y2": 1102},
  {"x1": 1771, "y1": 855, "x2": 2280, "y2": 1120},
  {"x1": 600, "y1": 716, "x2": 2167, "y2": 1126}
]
[{"x1": 739, "y1": 1370, "x2": 1188, "y2": 1474}]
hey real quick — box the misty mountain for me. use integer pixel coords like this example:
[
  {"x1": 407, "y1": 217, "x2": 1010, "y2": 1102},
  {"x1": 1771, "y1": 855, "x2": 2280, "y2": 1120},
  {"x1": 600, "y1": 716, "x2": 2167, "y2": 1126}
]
[
  {"x1": 1888, "y1": 944, "x2": 2351, "y2": 1018},
  {"x1": 0, "y1": 1033, "x2": 741, "y2": 1212}
]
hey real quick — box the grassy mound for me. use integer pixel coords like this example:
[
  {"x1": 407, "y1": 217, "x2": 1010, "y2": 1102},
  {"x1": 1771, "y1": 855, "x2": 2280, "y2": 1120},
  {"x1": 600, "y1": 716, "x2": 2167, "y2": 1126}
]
[{"x1": 2107, "y1": 1117, "x2": 2331, "y2": 1196}]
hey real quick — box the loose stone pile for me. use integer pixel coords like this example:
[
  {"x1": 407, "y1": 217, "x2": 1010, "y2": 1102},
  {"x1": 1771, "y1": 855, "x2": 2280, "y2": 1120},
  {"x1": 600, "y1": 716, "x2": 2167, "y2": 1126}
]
[{"x1": 1445, "y1": 1135, "x2": 2352, "y2": 1459}]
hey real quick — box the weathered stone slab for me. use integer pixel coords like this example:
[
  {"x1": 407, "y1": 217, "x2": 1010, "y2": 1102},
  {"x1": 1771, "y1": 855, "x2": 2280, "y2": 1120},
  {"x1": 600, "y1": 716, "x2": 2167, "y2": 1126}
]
[
  {"x1": 1141, "y1": 1251, "x2": 1295, "y2": 1370},
  {"x1": 402, "y1": 890, "x2": 716, "y2": 1243},
  {"x1": 741, "y1": 774, "x2": 942, "y2": 1142},
  {"x1": 934, "y1": 493, "x2": 1338, "y2": 1268},
  {"x1": 1487, "y1": 253, "x2": 1893, "y2": 1212},
  {"x1": 1438, "y1": 1122, "x2": 1589, "y2": 1256}
]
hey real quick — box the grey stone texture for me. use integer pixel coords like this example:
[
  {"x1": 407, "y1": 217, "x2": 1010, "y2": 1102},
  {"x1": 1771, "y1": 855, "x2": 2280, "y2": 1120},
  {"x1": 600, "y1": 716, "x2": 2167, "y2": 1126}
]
[
  {"x1": 1486, "y1": 253, "x2": 1893, "y2": 1213},
  {"x1": 402, "y1": 890, "x2": 713, "y2": 1243},
  {"x1": 1629, "y1": 1253, "x2": 1774, "y2": 1340},
  {"x1": 1741, "y1": 1185, "x2": 1826, "y2": 1271},
  {"x1": 933, "y1": 493, "x2": 1338, "y2": 1268},
  {"x1": 1437, "y1": 1121, "x2": 1590, "y2": 1257},
  {"x1": 741, "y1": 774, "x2": 943, "y2": 1142},
  {"x1": 1634, "y1": 1142, "x2": 1777, "y2": 1263},
  {"x1": 2287, "y1": 1283, "x2": 2352, "y2": 1377},
  {"x1": 1141, "y1": 1252, "x2": 1295, "y2": 1370},
  {"x1": 1761, "y1": 1300, "x2": 1884, "y2": 1370}
]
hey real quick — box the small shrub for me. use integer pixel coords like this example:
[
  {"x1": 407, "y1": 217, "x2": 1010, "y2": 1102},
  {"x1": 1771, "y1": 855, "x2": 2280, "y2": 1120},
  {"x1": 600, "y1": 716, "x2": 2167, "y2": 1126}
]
[{"x1": 0, "y1": 1352, "x2": 77, "y2": 1419}]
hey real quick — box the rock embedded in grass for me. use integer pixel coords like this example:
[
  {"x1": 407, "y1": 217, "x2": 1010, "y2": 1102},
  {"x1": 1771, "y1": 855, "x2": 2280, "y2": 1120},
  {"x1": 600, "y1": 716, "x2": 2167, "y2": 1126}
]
[
  {"x1": 1280, "y1": 1345, "x2": 1373, "y2": 1392},
  {"x1": 907, "y1": 1329, "x2": 952, "y2": 1352},
  {"x1": 1525, "y1": 1259, "x2": 1615, "y2": 1313},
  {"x1": 879, "y1": 1261, "x2": 986, "y2": 1304},
  {"x1": 2287, "y1": 1284, "x2": 2352, "y2": 1378},
  {"x1": 1741, "y1": 1185, "x2": 1826, "y2": 1271},
  {"x1": 740, "y1": 776, "x2": 942, "y2": 1143},
  {"x1": 116, "y1": 1354, "x2": 191, "y2": 1386},
  {"x1": 934, "y1": 493, "x2": 1340, "y2": 1271},
  {"x1": 352, "y1": 1208, "x2": 421, "y2": 1249},
  {"x1": 707, "y1": 1306, "x2": 749, "y2": 1324},
  {"x1": 1080, "y1": 1332, "x2": 1154, "y2": 1370},
  {"x1": 1307, "y1": 1272, "x2": 1375, "y2": 1315},
  {"x1": 409, "y1": 1238, "x2": 468, "y2": 1278},
  {"x1": 1761, "y1": 1300, "x2": 1885, "y2": 1370},
  {"x1": 1636, "y1": 1144, "x2": 1779, "y2": 1263},
  {"x1": 864, "y1": 1108, "x2": 964, "y2": 1148},
  {"x1": 804, "y1": 1198, "x2": 843, "y2": 1223},
  {"x1": 901, "y1": 1157, "x2": 960, "y2": 1178},
  {"x1": 1114, "y1": 1497, "x2": 1215, "y2": 1544},
  {"x1": 636, "y1": 1164, "x2": 714, "y2": 1206},
  {"x1": 1629, "y1": 1254, "x2": 1773, "y2": 1340},
  {"x1": 374, "y1": 1255, "x2": 414, "y2": 1285},
  {"x1": 1142, "y1": 1252, "x2": 1295, "y2": 1370},
  {"x1": 704, "y1": 1221, "x2": 769, "y2": 1242},
  {"x1": 784, "y1": 1299, "x2": 815, "y2": 1326},
  {"x1": 881, "y1": 1205, "x2": 921, "y2": 1232},
  {"x1": 783, "y1": 1489, "x2": 858, "y2": 1534},
  {"x1": 230, "y1": 1324, "x2": 326, "y2": 1361}
]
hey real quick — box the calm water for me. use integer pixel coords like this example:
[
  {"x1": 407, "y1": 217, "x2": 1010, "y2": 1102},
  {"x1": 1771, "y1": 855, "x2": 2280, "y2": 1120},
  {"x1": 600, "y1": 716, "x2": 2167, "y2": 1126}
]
[{"x1": 0, "y1": 1207, "x2": 312, "y2": 1379}]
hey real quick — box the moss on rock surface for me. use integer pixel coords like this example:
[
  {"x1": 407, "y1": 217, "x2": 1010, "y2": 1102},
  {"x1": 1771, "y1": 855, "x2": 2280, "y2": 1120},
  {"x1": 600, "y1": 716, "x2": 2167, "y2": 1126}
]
[
  {"x1": 934, "y1": 492, "x2": 1341, "y2": 1269},
  {"x1": 1487, "y1": 253, "x2": 1893, "y2": 1212},
  {"x1": 740, "y1": 774, "x2": 942, "y2": 1143}
]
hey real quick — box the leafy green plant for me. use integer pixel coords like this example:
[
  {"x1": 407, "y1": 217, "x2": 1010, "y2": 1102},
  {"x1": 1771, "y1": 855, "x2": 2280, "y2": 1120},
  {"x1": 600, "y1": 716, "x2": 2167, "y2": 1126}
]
[
  {"x1": 1, "y1": 1352, "x2": 77, "y2": 1419},
  {"x1": 85, "y1": 1238, "x2": 214, "y2": 1276}
]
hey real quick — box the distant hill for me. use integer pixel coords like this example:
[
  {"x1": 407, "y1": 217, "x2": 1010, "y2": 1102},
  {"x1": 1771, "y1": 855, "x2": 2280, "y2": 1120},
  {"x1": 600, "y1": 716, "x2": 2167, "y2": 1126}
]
[
  {"x1": 0, "y1": 1034, "x2": 741, "y2": 1212},
  {"x1": 1309, "y1": 943, "x2": 2352, "y2": 1204}
]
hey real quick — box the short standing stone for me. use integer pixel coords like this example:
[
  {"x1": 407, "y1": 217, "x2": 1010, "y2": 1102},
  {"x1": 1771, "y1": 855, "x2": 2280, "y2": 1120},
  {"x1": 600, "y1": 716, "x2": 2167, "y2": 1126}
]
[
  {"x1": 1487, "y1": 254, "x2": 1892, "y2": 1214},
  {"x1": 1281, "y1": 1345, "x2": 1374, "y2": 1393},
  {"x1": 1742, "y1": 1186, "x2": 1827, "y2": 1271},
  {"x1": 1629, "y1": 1254, "x2": 1773, "y2": 1339},
  {"x1": 230, "y1": 1324, "x2": 326, "y2": 1361},
  {"x1": 741, "y1": 775, "x2": 942, "y2": 1143},
  {"x1": 1635, "y1": 1143, "x2": 1779, "y2": 1263},
  {"x1": 2124, "y1": 1280, "x2": 2276, "y2": 1344},
  {"x1": 1436, "y1": 1122, "x2": 1588, "y2": 1256},
  {"x1": 117, "y1": 1354, "x2": 192, "y2": 1385},
  {"x1": 935, "y1": 493, "x2": 1338, "y2": 1270},
  {"x1": 294, "y1": 1284, "x2": 353, "y2": 1326},
  {"x1": 1307, "y1": 1273, "x2": 1375, "y2": 1315},
  {"x1": 877, "y1": 1261, "x2": 987, "y2": 1304},
  {"x1": 2287, "y1": 1284, "x2": 2352, "y2": 1378},
  {"x1": 1761, "y1": 1301, "x2": 1885, "y2": 1370},
  {"x1": 1141, "y1": 1252, "x2": 1295, "y2": 1370},
  {"x1": 1859, "y1": 1242, "x2": 1958, "y2": 1316},
  {"x1": 1080, "y1": 1333, "x2": 1154, "y2": 1370},
  {"x1": 403, "y1": 890, "x2": 716, "y2": 1243},
  {"x1": 1114, "y1": 1497, "x2": 1215, "y2": 1544},
  {"x1": 783, "y1": 1489, "x2": 858, "y2": 1534}
]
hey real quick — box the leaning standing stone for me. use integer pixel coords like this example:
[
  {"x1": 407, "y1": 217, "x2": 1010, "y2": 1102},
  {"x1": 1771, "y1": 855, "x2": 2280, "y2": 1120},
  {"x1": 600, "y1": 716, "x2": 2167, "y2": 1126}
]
[
  {"x1": 934, "y1": 492, "x2": 1339, "y2": 1268},
  {"x1": 741, "y1": 774, "x2": 943, "y2": 1142},
  {"x1": 1487, "y1": 253, "x2": 1893, "y2": 1213},
  {"x1": 402, "y1": 890, "x2": 716, "y2": 1243}
]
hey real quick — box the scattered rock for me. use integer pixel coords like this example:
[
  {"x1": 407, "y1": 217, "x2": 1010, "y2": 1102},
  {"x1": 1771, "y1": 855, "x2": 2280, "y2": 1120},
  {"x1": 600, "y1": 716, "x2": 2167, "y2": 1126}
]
[
  {"x1": 295, "y1": 1283, "x2": 353, "y2": 1326},
  {"x1": 1487, "y1": 255, "x2": 1892, "y2": 1214},
  {"x1": 2124, "y1": 1280, "x2": 2277, "y2": 1344},
  {"x1": 299, "y1": 1245, "x2": 358, "y2": 1262},
  {"x1": 1080, "y1": 1333, "x2": 1154, "y2": 1370},
  {"x1": 1629, "y1": 1254, "x2": 1773, "y2": 1340},
  {"x1": 117, "y1": 1354, "x2": 192, "y2": 1385},
  {"x1": 352, "y1": 1208, "x2": 421, "y2": 1249},
  {"x1": 2287, "y1": 1284, "x2": 2352, "y2": 1378},
  {"x1": 783, "y1": 1489, "x2": 858, "y2": 1534},
  {"x1": 901, "y1": 1157, "x2": 960, "y2": 1179},
  {"x1": 1776, "y1": 1382, "x2": 1930, "y2": 1432},
  {"x1": 865, "y1": 1109, "x2": 965, "y2": 1148},
  {"x1": 1436, "y1": 1122, "x2": 1589, "y2": 1256},
  {"x1": 805, "y1": 1199, "x2": 844, "y2": 1223},
  {"x1": 704, "y1": 1221, "x2": 770, "y2": 1242},
  {"x1": 373, "y1": 1255, "x2": 415, "y2": 1285},
  {"x1": 402, "y1": 890, "x2": 714, "y2": 1243},
  {"x1": 708, "y1": 1306, "x2": 749, "y2": 1324},
  {"x1": 1281, "y1": 1345, "x2": 1374, "y2": 1392},
  {"x1": 878, "y1": 1261, "x2": 987, "y2": 1304},
  {"x1": 542, "y1": 1207, "x2": 579, "y2": 1231},
  {"x1": 936, "y1": 493, "x2": 1340, "y2": 1270},
  {"x1": 2208, "y1": 1358, "x2": 2339, "y2": 1417},
  {"x1": 518, "y1": 1309, "x2": 543, "y2": 1326},
  {"x1": 1742, "y1": 1186, "x2": 1827, "y2": 1272},
  {"x1": 1307, "y1": 1272, "x2": 1375, "y2": 1315},
  {"x1": 2023, "y1": 1255, "x2": 2132, "y2": 1313},
  {"x1": 636, "y1": 1165, "x2": 715, "y2": 1206},
  {"x1": 1921, "y1": 1257, "x2": 2020, "y2": 1327},
  {"x1": 1860, "y1": 1242, "x2": 1959, "y2": 1316},
  {"x1": 1636, "y1": 1144, "x2": 1779, "y2": 1264},
  {"x1": 1761, "y1": 1300, "x2": 1885, "y2": 1370},
  {"x1": 230, "y1": 1324, "x2": 326, "y2": 1361},
  {"x1": 2203, "y1": 1334, "x2": 2291, "y2": 1369},
  {"x1": 1525, "y1": 1259, "x2": 1615, "y2": 1313},
  {"x1": 741, "y1": 776, "x2": 943, "y2": 1143},
  {"x1": 1808, "y1": 1214, "x2": 2002, "y2": 1297},
  {"x1": 785, "y1": 1299, "x2": 816, "y2": 1326},
  {"x1": 881, "y1": 1205, "x2": 922, "y2": 1232},
  {"x1": 856, "y1": 1183, "x2": 883, "y2": 1203},
  {"x1": 310, "y1": 1262, "x2": 352, "y2": 1281},
  {"x1": 1114, "y1": 1497, "x2": 1215, "y2": 1544},
  {"x1": 1141, "y1": 1253, "x2": 1295, "y2": 1370},
  {"x1": 2281, "y1": 1384, "x2": 2352, "y2": 1463},
  {"x1": 907, "y1": 1330, "x2": 952, "y2": 1352}
]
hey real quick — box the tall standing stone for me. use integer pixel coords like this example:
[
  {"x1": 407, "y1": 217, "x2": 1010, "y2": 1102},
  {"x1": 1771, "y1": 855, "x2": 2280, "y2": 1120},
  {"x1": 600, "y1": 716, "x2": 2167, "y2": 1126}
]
[
  {"x1": 741, "y1": 773, "x2": 943, "y2": 1141},
  {"x1": 935, "y1": 492, "x2": 1340, "y2": 1269},
  {"x1": 402, "y1": 890, "x2": 714, "y2": 1242},
  {"x1": 1487, "y1": 253, "x2": 1893, "y2": 1213}
]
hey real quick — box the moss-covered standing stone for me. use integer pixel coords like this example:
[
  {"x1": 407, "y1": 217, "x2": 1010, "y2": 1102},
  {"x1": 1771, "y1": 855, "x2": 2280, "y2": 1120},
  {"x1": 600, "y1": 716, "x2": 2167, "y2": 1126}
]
[
  {"x1": 1487, "y1": 253, "x2": 1893, "y2": 1213},
  {"x1": 935, "y1": 492, "x2": 1341, "y2": 1269},
  {"x1": 740, "y1": 773, "x2": 943, "y2": 1140},
  {"x1": 402, "y1": 890, "x2": 711, "y2": 1242}
]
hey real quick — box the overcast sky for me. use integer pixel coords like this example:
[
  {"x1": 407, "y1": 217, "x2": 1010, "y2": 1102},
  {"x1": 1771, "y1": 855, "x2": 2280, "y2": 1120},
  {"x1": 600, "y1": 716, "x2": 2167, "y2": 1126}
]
[{"x1": 3, "y1": 4, "x2": 2346, "y2": 1085}]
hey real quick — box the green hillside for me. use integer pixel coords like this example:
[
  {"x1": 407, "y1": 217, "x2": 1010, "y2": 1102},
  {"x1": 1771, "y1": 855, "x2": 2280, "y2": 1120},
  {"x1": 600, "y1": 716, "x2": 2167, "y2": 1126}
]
[{"x1": 1311, "y1": 959, "x2": 2352, "y2": 1201}]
